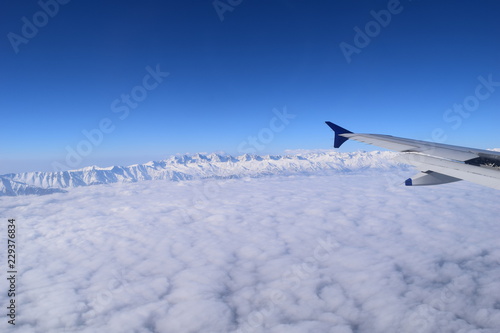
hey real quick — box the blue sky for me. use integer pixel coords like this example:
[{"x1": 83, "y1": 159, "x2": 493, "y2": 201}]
[{"x1": 1, "y1": 0, "x2": 500, "y2": 173}]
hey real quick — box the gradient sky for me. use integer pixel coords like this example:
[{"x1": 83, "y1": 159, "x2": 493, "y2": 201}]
[{"x1": 1, "y1": 0, "x2": 500, "y2": 173}]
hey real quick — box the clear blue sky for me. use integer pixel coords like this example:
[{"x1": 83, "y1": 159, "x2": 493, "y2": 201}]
[{"x1": 1, "y1": 0, "x2": 499, "y2": 173}]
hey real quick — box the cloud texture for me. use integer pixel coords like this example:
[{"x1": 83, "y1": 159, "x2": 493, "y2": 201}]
[{"x1": 1, "y1": 168, "x2": 499, "y2": 332}]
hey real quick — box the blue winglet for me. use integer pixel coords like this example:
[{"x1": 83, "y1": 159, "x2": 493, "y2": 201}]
[
  {"x1": 405, "y1": 178, "x2": 413, "y2": 186},
  {"x1": 325, "y1": 121, "x2": 353, "y2": 148}
]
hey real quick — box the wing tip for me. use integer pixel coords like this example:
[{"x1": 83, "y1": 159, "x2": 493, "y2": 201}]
[{"x1": 325, "y1": 121, "x2": 352, "y2": 148}]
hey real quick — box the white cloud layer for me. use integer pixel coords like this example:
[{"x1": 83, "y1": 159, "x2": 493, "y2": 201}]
[{"x1": 1, "y1": 168, "x2": 499, "y2": 332}]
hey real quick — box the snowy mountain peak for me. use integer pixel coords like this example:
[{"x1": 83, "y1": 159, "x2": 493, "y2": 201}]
[
  {"x1": 0, "y1": 151, "x2": 408, "y2": 196},
  {"x1": 0, "y1": 177, "x2": 66, "y2": 196}
]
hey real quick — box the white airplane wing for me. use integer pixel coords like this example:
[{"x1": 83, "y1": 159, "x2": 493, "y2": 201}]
[{"x1": 325, "y1": 121, "x2": 500, "y2": 190}]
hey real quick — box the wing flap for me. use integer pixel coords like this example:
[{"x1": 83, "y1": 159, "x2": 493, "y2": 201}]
[{"x1": 404, "y1": 171, "x2": 461, "y2": 186}]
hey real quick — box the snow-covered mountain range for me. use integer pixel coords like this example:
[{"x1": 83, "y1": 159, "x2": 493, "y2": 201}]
[{"x1": 0, "y1": 151, "x2": 410, "y2": 196}]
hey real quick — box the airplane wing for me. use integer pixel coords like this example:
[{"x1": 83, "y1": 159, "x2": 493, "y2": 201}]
[{"x1": 325, "y1": 121, "x2": 500, "y2": 190}]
